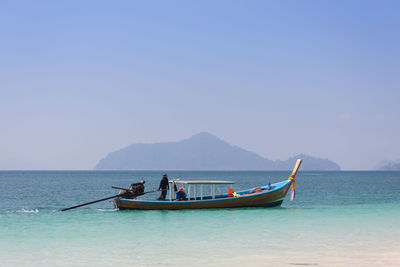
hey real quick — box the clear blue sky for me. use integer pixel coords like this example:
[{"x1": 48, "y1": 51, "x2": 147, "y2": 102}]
[{"x1": 1, "y1": 0, "x2": 399, "y2": 170}]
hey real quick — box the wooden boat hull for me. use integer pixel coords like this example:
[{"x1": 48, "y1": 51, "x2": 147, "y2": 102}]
[{"x1": 114, "y1": 180, "x2": 293, "y2": 210}]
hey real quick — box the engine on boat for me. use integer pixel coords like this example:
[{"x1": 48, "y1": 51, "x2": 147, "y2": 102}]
[{"x1": 121, "y1": 181, "x2": 145, "y2": 199}]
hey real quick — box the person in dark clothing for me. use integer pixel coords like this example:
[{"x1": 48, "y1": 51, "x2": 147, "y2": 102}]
[{"x1": 157, "y1": 174, "x2": 169, "y2": 200}]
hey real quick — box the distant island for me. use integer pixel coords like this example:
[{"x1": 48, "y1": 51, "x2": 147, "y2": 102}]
[
  {"x1": 94, "y1": 132, "x2": 341, "y2": 171},
  {"x1": 375, "y1": 160, "x2": 400, "y2": 171}
]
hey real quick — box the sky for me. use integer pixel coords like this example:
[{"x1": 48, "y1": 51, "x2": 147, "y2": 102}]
[{"x1": 0, "y1": 0, "x2": 399, "y2": 170}]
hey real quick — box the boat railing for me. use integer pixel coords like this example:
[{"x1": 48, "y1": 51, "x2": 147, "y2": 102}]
[{"x1": 168, "y1": 179, "x2": 235, "y2": 201}]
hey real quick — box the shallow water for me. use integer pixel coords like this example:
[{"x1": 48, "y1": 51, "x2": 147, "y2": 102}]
[{"x1": 1, "y1": 171, "x2": 399, "y2": 266}]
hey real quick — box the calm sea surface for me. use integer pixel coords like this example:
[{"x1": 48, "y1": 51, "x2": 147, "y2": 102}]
[{"x1": 1, "y1": 171, "x2": 399, "y2": 266}]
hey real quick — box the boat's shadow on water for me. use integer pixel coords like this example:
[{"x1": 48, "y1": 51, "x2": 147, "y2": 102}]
[
  {"x1": 289, "y1": 264, "x2": 319, "y2": 266},
  {"x1": 113, "y1": 205, "x2": 300, "y2": 214}
]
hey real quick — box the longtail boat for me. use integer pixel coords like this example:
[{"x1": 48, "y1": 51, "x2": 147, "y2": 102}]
[{"x1": 113, "y1": 159, "x2": 302, "y2": 210}]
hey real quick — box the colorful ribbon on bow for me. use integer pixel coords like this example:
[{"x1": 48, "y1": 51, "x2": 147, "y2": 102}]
[{"x1": 289, "y1": 175, "x2": 295, "y2": 201}]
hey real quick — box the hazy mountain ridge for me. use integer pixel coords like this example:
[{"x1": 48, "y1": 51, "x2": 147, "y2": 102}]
[
  {"x1": 375, "y1": 160, "x2": 400, "y2": 170},
  {"x1": 95, "y1": 132, "x2": 341, "y2": 170}
]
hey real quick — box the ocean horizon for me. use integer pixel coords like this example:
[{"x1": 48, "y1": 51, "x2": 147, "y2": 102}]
[
  {"x1": 3, "y1": 0, "x2": 400, "y2": 266},
  {"x1": 1, "y1": 170, "x2": 399, "y2": 266}
]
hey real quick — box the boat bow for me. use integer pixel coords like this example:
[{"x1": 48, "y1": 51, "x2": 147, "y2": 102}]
[{"x1": 288, "y1": 159, "x2": 302, "y2": 201}]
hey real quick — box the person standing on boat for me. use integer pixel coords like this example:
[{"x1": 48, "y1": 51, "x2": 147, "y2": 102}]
[{"x1": 157, "y1": 174, "x2": 169, "y2": 200}]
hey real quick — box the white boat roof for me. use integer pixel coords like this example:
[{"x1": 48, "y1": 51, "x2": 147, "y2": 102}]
[{"x1": 170, "y1": 179, "x2": 235, "y2": 184}]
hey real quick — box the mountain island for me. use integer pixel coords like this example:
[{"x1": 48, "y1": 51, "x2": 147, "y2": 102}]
[{"x1": 94, "y1": 132, "x2": 340, "y2": 171}]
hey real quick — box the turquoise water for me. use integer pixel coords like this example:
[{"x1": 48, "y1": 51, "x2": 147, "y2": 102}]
[{"x1": 1, "y1": 171, "x2": 400, "y2": 266}]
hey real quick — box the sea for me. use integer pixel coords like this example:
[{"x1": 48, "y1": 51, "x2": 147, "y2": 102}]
[{"x1": 1, "y1": 170, "x2": 399, "y2": 267}]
